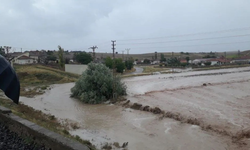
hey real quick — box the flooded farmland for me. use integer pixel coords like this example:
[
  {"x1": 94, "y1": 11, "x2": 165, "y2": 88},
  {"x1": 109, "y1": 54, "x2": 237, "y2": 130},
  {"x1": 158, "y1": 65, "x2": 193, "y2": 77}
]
[{"x1": 20, "y1": 67, "x2": 250, "y2": 150}]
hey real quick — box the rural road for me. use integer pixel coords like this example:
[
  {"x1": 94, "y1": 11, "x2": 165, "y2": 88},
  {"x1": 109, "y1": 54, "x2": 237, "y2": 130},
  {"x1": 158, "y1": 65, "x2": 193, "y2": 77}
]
[{"x1": 130, "y1": 66, "x2": 143, "y2": 74}]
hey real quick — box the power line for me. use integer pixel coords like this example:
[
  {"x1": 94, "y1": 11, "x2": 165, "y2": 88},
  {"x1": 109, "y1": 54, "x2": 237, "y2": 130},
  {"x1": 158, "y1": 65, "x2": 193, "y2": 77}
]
[
  {"x1": 122, "y1": 40, "x2": 250, "y2": 49},
  {"x1": 118, "y1": 27, "x2": 250, "y2": 41},
  {"x1": 118, "y1": 34, "x2": 250, "y2": 45}
]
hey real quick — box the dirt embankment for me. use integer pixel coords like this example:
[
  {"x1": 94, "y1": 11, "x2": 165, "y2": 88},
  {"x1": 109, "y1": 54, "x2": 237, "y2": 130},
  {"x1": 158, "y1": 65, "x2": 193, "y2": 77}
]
[
  {"x1": 15, "y1": 64, "x2": 79, "y2": 97},
  {"x1": 119, "y1": 99, "x2": 250, "y2": 147},
  {"x1": 124, "y1": 68, "x2": 250, "y2": 142}
]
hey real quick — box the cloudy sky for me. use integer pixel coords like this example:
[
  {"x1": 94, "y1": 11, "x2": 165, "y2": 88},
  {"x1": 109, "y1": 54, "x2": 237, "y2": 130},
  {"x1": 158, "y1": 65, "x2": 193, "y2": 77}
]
[{"x1": 1, "y1": 0, "x2": 250, "y2": 54}]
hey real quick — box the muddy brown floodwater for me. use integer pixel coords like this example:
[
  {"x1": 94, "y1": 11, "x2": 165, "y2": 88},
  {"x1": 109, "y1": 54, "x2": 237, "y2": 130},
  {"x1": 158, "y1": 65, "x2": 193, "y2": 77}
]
[{"x1": 20, "y1": 67, "x2": 250, "y2": 150}]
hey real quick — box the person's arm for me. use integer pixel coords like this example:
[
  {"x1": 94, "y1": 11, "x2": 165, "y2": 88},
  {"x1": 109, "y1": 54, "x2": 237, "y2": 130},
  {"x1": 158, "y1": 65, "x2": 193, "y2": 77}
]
[{"x1": 0, "y1": 55, "x2": 20, "y2": 104}]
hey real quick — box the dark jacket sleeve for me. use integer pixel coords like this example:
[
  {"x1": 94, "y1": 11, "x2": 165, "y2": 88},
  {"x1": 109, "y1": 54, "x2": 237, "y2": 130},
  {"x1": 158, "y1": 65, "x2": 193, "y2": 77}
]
[{"x1": 0, "y1": 55, "x2": 20, "y2": 104}]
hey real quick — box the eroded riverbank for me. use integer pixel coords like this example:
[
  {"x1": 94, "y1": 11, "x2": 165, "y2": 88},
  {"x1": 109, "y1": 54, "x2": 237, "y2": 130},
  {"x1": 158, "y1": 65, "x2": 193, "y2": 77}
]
[{"x1": 20, "y1": 77, "x2": 246, "y2": 149}]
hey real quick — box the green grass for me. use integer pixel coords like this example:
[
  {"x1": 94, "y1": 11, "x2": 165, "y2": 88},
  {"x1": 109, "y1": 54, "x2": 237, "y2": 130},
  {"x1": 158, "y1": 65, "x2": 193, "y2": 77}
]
[
  {"x1": 14, "y1": 64, "x2": 80, "y2": 97},
  {"x1": 141, "y1": 65, "x2": 169, "y2": 73}
]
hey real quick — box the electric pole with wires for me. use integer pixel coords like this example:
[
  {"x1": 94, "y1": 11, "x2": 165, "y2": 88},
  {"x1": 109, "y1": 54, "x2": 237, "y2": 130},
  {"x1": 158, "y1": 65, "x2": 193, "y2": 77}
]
[
  {"x1": 125, "y1": 48, "x2": 130, "y2": 61},
  {"x1": 89, "y1": 46, "x2": 98, "y2": 61},
  {"x1": 111, "y1": 40, "x2": 116, "y2": 100}
]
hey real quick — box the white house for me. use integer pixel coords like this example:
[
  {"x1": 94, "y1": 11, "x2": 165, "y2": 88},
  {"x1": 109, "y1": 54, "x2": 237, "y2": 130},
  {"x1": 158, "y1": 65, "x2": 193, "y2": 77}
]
[{"x1": 14, "y1": 55, "x2": 35, "y2": 64}]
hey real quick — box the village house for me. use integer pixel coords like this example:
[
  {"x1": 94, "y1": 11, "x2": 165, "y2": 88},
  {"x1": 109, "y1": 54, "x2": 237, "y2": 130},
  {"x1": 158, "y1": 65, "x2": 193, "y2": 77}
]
[
  {"x1": 230, "y1": 56, "x2": 250, "y2": 64},
  {"x1": 13, "y1": 55, "x2": 35, "y2": 64},
  {"x1": 209, "y1": 58, "x2": 230, "y2": 65}
]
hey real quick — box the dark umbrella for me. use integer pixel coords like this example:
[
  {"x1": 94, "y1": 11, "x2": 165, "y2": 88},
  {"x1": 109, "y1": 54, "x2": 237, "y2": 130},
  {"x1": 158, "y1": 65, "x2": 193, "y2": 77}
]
[{"x1": 0, "y1": 54, "x2": 20, "y2": 104}]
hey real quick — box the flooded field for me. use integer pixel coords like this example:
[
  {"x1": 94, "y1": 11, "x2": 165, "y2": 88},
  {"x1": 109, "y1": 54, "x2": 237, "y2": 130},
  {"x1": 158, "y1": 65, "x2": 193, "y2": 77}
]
[{"x1": 20, "y1": 67, "x2": 250, "y2": 149}]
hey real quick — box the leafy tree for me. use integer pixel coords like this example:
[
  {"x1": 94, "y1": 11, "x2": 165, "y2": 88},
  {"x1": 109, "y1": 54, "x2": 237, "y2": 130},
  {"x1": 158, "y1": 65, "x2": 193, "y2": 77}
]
[
  {"x1": 65, "y1": 57, "x2": 70, "y2": 64},
  {"x1": 46, "y1": 55, "x2": 57, "y2": 61},
  {"x1": 160, "y1": 53, "x2": 166, "y2": 62},
  {"x1": 115, "y1": 58, "x2": 125, "y2": 73},
  {"x1": 180, "y1": 62, "x2": 187, "y2": 67},
  {"x1": 143, "y1": 59, "x2": 151, "y2": 64},
  {"x1": 105, "y1": 57, "x2": 126, "y2": 73},
  {"x1": 57, "y1": 45, "x2": 65, "y2": 68},
  {"x1": 125, "y1": 57, "x2": 134, "y2": 70},
  {"x1": 204, "y1": 62, "x2": 211, "y2": 66},
  {"x1": 186, "y1": 57, "x2": 190, "y2": 64},
  {"x1": 203, "y1": 55, "x2": 216, "y2": 58},
  {"x1": 74, "y1": 52, "x2": 92, "y2": 64},
  {"x1": 71, "y1": 63, "x2": 126, "y2": 104},
  {"x1": 105, "y1": 57, "x2": 113, "y2": 69},
  {"x1": 47, "y1": 50, "x2": 54, "y2": 56},
  {"x1": 166, "y1": 57, "x2": 180, "y2": 66},
  {"x1": 0, "y1": 46, "x2": 5, "y2": 56}
]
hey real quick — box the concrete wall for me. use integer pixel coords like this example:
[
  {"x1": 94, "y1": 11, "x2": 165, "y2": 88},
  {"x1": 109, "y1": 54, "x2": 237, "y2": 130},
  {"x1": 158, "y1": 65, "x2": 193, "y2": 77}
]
[
  {"x1": 0, "y1": 106, "x2": 89, "y2": 150},
  {"x1": 65, "y1": 64, "x2": 88, "y2": 75}
]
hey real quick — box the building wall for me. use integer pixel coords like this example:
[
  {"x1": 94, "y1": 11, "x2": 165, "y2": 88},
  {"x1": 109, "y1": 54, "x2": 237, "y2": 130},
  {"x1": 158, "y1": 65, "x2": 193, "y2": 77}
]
[
  {"x1": 65, "y1": 64, "x2": 88, "y2": 75},
  {"x1": 16, "y1": 59, "x2": 33, "y2": 64},
  {"x1": 211, "y1": 61, "x2": 218, "y2": 65},
  {"x1": 30, "y1": 56, "x2": 38, "y2": 63}
]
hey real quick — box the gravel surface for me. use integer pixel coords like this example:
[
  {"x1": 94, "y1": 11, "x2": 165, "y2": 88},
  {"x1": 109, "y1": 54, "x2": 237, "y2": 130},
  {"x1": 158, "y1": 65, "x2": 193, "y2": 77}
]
[{"x1": 0, "y1": 122, "x2": 49, "y2": 150}]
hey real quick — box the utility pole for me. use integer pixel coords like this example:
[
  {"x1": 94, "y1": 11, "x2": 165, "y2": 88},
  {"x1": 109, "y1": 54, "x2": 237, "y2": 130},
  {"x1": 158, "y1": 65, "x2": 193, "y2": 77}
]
[
  {"x1": 122, "y1": 50, "x2": 124, "y2": 60},
  {"x1": 4, "y1": 46, "x2": 12, "y2": 61},
  {"x1": 125, "y1": 48, "x2": 130, "y2": 60},
  {"x1": 172, "y1": 52, "x2": 174, "y2": 73},
  {"x1": 111, "y1": 40, "x2": 116, "y2": 100},
  {"x1": 21, "y1": 48, "x2": 22, "y2": 53},
  {"x1": 89, "y1": 46, "x2": 98, "y2": 61}
]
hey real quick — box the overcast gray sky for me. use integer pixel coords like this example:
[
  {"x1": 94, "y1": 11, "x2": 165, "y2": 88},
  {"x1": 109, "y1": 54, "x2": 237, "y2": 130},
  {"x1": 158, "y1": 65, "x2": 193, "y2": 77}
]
[{"x1": 1, "y1": 0, "x2": 250, "y2": 54}]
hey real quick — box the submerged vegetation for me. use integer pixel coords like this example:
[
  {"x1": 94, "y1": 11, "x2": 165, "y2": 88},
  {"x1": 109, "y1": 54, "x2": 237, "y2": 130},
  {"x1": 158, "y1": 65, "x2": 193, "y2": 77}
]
[{"x1": 71, "y1": 63, "x2": 126, "y2": 104}]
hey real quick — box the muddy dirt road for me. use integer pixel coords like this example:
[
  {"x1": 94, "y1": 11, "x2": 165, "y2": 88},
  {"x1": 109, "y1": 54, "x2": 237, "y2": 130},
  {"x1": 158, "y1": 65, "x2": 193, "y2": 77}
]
[{"x1": 20, "y1": 67, "x2": 250, "y2": 149}]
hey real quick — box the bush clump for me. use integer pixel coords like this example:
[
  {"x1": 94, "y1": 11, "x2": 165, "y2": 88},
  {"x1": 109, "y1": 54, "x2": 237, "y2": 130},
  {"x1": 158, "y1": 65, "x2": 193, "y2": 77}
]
[{"x1": 71, "y1": 63, "x2": 126, "y2": 104}]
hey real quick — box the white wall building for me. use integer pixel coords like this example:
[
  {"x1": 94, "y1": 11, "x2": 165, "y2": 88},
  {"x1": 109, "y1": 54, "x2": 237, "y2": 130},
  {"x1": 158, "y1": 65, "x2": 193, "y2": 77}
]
[{"x1": 14, "y1": 55, "x2": 34, "y2": 64}]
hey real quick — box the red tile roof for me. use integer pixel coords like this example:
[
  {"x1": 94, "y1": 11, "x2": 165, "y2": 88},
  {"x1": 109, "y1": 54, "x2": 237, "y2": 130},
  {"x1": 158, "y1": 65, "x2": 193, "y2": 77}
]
[{"x1": 18, "y1": 55, "x2": 33, "y2": 60}]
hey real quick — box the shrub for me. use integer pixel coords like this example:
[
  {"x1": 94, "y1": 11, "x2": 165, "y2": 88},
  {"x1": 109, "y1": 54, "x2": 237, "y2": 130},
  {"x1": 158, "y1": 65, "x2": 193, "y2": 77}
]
[
  {"x1": 180, "y1": 62, "x2": 187, "y2": 67},
  {"x1": 71, "y1": 63, "x2": 126, "y2": 104},
  {"x1": 204, "y1": 62, "x2": 211, "y2": 66}
]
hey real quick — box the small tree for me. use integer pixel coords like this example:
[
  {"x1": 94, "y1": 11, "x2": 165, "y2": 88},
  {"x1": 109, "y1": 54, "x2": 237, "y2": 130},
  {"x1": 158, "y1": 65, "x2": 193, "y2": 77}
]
[
  {"x1": 167, "y1": 57, "x2": 180, "y2": 66},
  {"x1": 186, "y1": 57, "x2": 190, "y2": 64},
  {"x1": 58, "y1": 45, "x2": 65, "y2": 68},
  {"x1": 46, "y1": 55, "x2": 57, "y2": 61},
  {"x1": 204, "y1": 62, "x2": 211, "y2": 66},
  {"x1": 115, "y1": 58, "x2": 125, "y2": 73},
  {"x1": 125, "y1": 57, "x2": 134, "y2": 70},
  {"x1": 160, "y1": 53, "x2": 166, "y2": 62},
  {"x1": 74, "y1": 52, "x2": 92, "y2": 64},
  {"x1": 105, "y1": 57, "x2": 113, "y2": 69},
  {"x1": 143, "y1": 59, "x2": 151, "y2": 64},
  {"x1": 71, "y1": 63, "x2": 126, "y2": 104},
  {"x1": 0, "y1": 46, "x2": 5, "y2": 56}
]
